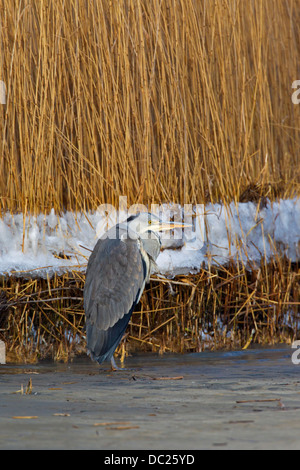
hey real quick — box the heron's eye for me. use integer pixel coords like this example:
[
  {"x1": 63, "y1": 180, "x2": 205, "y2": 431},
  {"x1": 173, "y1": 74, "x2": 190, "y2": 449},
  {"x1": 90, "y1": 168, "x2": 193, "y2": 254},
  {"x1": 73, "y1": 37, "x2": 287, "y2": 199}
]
[{"x1": 148, "y1": 220, "x2": 152, "y2": 225}]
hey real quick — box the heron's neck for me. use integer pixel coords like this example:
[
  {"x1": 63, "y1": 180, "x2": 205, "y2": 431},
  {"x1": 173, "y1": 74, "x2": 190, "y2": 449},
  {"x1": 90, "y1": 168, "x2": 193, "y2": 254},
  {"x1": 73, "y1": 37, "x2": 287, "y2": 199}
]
[{"x1": 140, "y1": 231, "x2": 161, "y2": 261}]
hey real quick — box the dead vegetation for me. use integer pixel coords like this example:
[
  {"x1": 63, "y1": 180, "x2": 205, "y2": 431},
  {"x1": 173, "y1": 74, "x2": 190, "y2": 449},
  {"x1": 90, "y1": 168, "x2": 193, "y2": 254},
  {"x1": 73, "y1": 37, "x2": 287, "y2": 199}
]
[
  {"x1": 0, "y1": 0, "x2": 299, "y2": 361},
  {"x1": 0, "y1": 256, "x2": 298, "y2": 363},
  {"x1": 0, "y1": 0, "x2": 299, "y2": 213}
]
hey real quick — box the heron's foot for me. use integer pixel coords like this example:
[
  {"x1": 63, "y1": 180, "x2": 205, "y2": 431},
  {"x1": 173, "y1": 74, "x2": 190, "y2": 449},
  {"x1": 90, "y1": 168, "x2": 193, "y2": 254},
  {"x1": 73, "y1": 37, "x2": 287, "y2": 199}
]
[{"x1": 110, "y1": 356, "x2": 127, "y2": 371}]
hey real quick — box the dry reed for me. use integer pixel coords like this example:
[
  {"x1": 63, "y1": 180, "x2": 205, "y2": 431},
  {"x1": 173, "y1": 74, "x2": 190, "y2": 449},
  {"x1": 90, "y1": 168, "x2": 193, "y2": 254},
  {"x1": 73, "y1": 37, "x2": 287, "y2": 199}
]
[
  {"x1": 0, "y1": 0, "x2": 299, "y2": 361},
  {"x1": 0, "y1": 0, "x2": 299, "y2": 213},
  {"x1": 0, "y1": 257, "x2": 298, "y2": 362}
]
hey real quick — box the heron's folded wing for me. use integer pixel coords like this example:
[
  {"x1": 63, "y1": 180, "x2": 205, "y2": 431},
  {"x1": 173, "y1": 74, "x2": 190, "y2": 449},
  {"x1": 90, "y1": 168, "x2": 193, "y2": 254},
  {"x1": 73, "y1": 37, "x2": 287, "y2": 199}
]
[{"x1": 84, "y1": 236, "x2": 147, "y2": 330}]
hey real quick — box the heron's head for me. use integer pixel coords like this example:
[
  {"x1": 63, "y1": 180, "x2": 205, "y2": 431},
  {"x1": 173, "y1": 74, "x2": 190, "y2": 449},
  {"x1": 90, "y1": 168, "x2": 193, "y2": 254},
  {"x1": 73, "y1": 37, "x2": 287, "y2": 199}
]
[{"x1": 125, "y1": 212, "x2": 189, "y2": 238}]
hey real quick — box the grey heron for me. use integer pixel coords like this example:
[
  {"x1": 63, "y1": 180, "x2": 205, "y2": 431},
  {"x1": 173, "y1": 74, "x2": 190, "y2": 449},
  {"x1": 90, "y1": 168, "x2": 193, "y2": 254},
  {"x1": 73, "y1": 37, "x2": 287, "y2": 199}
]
[{"x1": 83, "y1": 212, "x2": 187, "y2": 370}]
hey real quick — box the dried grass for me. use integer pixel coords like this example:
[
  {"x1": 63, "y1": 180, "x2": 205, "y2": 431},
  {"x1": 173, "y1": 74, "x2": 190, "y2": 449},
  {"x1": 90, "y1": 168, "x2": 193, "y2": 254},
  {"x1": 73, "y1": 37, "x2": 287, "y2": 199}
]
[
  {"x1": 0, "y1": 0, "x2": 299, "y2": 213},
  {"x1": 0, "y1": 257, "x2": 298, "y2": 362},
  {"x1": 0, "y1": 0, "x2": 299, "y2": 361}
]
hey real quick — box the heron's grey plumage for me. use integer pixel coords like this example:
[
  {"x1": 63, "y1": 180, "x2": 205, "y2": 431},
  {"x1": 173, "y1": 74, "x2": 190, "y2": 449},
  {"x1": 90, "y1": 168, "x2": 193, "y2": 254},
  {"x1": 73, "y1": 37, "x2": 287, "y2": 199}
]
[
  {"x1": 83, "y1": 212, "x2": 187, "y2": 368},
  {"x1": 84, "y1": 224, "x2": 149, "y2": 363}
]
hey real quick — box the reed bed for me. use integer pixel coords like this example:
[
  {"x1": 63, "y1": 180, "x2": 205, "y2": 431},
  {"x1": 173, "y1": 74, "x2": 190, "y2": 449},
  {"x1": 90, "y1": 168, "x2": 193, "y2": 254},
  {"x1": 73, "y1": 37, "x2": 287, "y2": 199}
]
[
  {"x1": 0, "y1": 0, "x2": 299, "y2": 213},
  {"x1": 0, "y1": 0, "x2": 299, "y2": 360},
  {"x1": 1, "y1": 257, "x2": 298, "y2": 362}
]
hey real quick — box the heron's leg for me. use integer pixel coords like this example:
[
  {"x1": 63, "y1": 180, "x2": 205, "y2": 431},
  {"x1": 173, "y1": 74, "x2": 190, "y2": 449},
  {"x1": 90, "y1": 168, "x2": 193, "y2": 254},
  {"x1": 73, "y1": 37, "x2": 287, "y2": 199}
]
[
  {"x1": 151, "y1": 274, "x2": 175, "y2": 295},
  {"x1": 111, "y1": 356, "x2": 125, "y2": 371}
]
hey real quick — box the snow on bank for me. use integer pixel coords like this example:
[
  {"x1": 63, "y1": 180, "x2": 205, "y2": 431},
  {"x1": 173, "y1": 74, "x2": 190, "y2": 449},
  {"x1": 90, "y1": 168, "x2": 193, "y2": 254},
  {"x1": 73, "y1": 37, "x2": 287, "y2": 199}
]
[{"x1": 0, "y1": 199, "x2": 299, "y2": 278}]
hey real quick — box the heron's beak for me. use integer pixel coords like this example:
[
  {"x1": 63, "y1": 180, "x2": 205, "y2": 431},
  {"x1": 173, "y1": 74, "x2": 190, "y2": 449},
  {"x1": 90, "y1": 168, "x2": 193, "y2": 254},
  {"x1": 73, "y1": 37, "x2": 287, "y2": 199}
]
[{"x1": 152, "y1": 221, "x2": 192, "y2": 232}]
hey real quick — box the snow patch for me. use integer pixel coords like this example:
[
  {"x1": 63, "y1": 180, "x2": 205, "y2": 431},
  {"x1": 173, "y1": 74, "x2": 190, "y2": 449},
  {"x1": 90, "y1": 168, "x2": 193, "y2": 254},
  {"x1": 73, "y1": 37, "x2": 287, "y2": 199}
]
[{"x1": 0, "y1": 198, "x2": 298, "y2": 278}]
